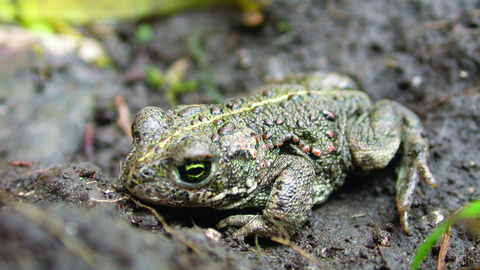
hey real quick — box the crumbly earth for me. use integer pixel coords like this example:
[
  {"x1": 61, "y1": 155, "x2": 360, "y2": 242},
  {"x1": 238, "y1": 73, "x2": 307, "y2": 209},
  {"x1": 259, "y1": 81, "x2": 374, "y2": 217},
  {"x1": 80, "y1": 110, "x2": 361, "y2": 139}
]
[
  {"x1": 120, "y1": 72, "x2": 436, "y2": 239},
  {"x1": 1, "y1": 0, "x2": 480, "y2": 269}
]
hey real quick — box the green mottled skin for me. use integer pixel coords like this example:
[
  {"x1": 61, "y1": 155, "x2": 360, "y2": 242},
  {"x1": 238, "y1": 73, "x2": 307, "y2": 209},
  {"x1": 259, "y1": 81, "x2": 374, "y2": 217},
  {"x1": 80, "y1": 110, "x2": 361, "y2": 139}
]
[{"x1": 120, "y1": 72, "x2": 437, "y2": 238}]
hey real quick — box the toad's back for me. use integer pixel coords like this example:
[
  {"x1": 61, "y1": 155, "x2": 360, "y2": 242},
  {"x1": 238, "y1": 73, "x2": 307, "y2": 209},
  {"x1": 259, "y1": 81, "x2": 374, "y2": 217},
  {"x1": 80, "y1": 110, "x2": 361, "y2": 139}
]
[{"x1": 166, "y1": 84, "x2": 373, "y2": 202}]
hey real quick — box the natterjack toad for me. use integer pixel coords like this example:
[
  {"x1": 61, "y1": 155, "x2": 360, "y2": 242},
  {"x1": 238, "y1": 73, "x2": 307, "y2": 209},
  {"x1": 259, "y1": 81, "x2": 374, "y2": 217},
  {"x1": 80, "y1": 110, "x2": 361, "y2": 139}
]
[{"x1": 120, "y1": 72, "x2": 437, "y2": 238}]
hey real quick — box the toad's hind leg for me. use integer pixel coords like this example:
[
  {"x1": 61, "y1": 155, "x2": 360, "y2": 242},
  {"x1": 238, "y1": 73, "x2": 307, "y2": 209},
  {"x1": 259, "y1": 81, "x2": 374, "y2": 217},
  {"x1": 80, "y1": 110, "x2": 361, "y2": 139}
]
[{"x1": 347, "y1": 100, "x2": 437, "y2": 234}]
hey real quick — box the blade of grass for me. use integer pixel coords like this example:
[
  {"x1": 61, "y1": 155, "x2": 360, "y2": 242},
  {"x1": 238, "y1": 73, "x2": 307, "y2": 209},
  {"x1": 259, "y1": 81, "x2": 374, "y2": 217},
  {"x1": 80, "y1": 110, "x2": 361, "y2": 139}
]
[
  {"x1": 412, "y1": 198, "x2": 480, "y2": 270},
  {"x1": 411, "y1": 221, "x2": 450, "y2": 270},
  {"x1": 456, "y1": 199, "x2": 480, "y2": 220}
]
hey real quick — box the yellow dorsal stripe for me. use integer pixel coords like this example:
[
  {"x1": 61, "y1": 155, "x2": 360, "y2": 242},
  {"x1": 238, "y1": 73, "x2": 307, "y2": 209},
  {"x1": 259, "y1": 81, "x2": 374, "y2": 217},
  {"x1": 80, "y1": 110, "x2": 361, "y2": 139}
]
[{"x1": 138, "y1": 89, "x2": 361, "y2": 162}]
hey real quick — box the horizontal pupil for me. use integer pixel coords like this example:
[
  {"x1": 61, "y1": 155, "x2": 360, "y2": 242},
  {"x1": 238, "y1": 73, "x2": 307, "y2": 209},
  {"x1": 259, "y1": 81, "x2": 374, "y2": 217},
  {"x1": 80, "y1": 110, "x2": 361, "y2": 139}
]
[
  {"x1": 179, "y1": 162, "x2": 211, "y2": 184},
  {"x1": 187, "y1": 166, "x2": 205, "y2": 178},
  {"x1": 186, "y1": 163, "x2": 205, "y2": 178}
]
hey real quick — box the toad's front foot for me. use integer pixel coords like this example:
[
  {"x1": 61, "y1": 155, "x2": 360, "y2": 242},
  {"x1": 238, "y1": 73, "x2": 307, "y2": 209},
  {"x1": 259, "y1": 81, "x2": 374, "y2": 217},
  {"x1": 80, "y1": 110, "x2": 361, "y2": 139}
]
[
  {"x1": 217, "y1": 214, "x2": 289, "y2": 239},
  {"x1": 217, "y1": 155, "x2": 315, "y2": 239}
]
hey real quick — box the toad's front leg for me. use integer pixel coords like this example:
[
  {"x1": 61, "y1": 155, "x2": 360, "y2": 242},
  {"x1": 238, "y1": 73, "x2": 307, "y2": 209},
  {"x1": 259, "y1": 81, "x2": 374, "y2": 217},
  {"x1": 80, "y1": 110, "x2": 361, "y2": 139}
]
[{"x1": 217, "y1": 155, "x2": 315, "y2": 239}]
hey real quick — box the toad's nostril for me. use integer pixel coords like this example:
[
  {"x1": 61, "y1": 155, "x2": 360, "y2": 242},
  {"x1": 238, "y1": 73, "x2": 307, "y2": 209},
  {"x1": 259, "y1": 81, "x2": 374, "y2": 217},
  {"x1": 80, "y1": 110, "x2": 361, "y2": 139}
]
[{"x1": 139, "y1": 167, "x2": 157, "y2": 182}]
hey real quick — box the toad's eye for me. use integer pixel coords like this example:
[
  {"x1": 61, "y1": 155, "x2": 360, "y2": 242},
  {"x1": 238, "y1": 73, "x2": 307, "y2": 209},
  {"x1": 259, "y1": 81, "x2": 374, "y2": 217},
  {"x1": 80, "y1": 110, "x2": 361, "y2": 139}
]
[{"x1": 178, "y1": 161, "x2": 212, "y2": 183}]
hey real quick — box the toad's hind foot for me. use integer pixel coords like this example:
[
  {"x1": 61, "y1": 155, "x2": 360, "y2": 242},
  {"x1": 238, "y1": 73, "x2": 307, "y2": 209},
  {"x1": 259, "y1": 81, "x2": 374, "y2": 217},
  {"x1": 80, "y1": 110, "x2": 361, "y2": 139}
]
[
  {"x1": 394, "y1": 103, "x2": 437, "y2": 234},
  {"x1": 396, "y1": 141, "x2": 437, "y2": 234}
]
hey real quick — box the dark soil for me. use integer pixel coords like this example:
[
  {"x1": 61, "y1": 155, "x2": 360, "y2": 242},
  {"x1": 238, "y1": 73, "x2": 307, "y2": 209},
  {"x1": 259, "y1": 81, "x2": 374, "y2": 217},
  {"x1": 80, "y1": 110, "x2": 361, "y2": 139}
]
[{"x1": 1, "y1": 0, "x2": 480, "y2": 269}]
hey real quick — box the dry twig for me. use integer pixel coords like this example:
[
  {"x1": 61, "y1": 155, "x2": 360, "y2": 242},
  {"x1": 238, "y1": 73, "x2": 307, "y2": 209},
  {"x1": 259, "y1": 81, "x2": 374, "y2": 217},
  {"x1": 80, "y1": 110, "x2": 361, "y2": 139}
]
[
  {"x1": 419, "y1": 86, "x2": 479, "y2": 117},
  {"x1": 115, "y1": 95, "x2": 132, "y2": 139},
  {"x1": 84, "y1": 123, "x2": 94, "y2": 162},
  {"x1": 271, "y1": 236, "x2": 331, "y2": 269},
  {"x1": 130, "y1": 197, "x2": 204, "y2": 255},
  {"x1": 89, "y1": 195, "x2": 131, "y2": 203},
  {"x1": 437, "y1": 223, "x2": 451, "y2": 270},
  {"x1": 8, "y1": 160, "x2": 34, "y2": 167}
]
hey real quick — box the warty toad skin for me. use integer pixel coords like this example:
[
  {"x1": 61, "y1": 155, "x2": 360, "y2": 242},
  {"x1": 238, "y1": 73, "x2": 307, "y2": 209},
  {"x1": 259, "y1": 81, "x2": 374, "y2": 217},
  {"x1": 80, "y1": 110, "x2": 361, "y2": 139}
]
[{"x1": 120, "y1": 72, "x2": 437, "y2": 238}]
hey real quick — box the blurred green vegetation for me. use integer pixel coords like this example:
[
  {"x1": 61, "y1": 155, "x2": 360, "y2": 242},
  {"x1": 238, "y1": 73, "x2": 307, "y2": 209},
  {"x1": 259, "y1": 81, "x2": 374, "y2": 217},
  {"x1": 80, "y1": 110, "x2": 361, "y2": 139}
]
[
  {"x1": 145, "y1": 58, "x2": 199, "y2": 107},
  {"x1": 187, "y1": 31, "x2": 224, "y2": 104},
  {"x1": 143, "y1": 29, "x2": 224, "y2": 106},
  {"x1": 0, "y1": 0, "x2": 266, "y2": 25}
]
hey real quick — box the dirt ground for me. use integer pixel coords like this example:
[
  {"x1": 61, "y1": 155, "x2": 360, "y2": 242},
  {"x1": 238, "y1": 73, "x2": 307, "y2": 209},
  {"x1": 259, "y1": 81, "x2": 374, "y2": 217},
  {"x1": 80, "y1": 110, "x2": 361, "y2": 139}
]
[{"x1": 1, "y1": 0, "x2": 480, "y2": 269}]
